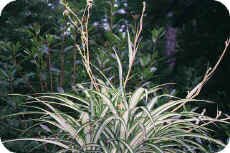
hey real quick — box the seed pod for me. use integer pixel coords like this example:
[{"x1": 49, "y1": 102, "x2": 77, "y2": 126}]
[
  {"x1": 87, "y1": 0, "x2": 93, "y2": 7},
  {"x1": 63, "y1": 9, "x2": 69, "y2": 16}
]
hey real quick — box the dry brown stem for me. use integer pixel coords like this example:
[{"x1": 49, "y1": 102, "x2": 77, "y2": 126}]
[
  {"x1": 62, "y1": 0, "x2": 99, "y2": 90},
  {"x1": 124, "y1": 2, "x2": 146, "y2": 88},
  {"x1": 173, "y1": 38, "x2": 230, "y2": 112},
  {"x1": 186, "y1": 38, "x2": 230, "y2": 99}
]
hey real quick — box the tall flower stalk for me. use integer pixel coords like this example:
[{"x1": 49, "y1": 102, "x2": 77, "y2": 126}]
[{"x1": 62, "y1": 0, "x2": 98, "y2": 90}]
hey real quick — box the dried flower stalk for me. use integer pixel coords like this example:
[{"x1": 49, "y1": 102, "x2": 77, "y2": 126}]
[
  {"x1": 62, "y1": 0, "x2": 98, "y2": 90},
  {"x1": 124, "y1": 2, "x2": 146, "y2": 88},
  {"x1": 173, "y1": 38, "x2": 230, "y2": 112}
]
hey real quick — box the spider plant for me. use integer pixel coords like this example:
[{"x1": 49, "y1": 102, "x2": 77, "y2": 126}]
[
  {"x1": 2, "y1": 0, "x2": 230, "y2": 153},
  {"x1": 4, "y1": 66, "x2": 229, "y2": 152},
  {"x1": 4, "y1": 38, "x2": 230, "y2": 152}
]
